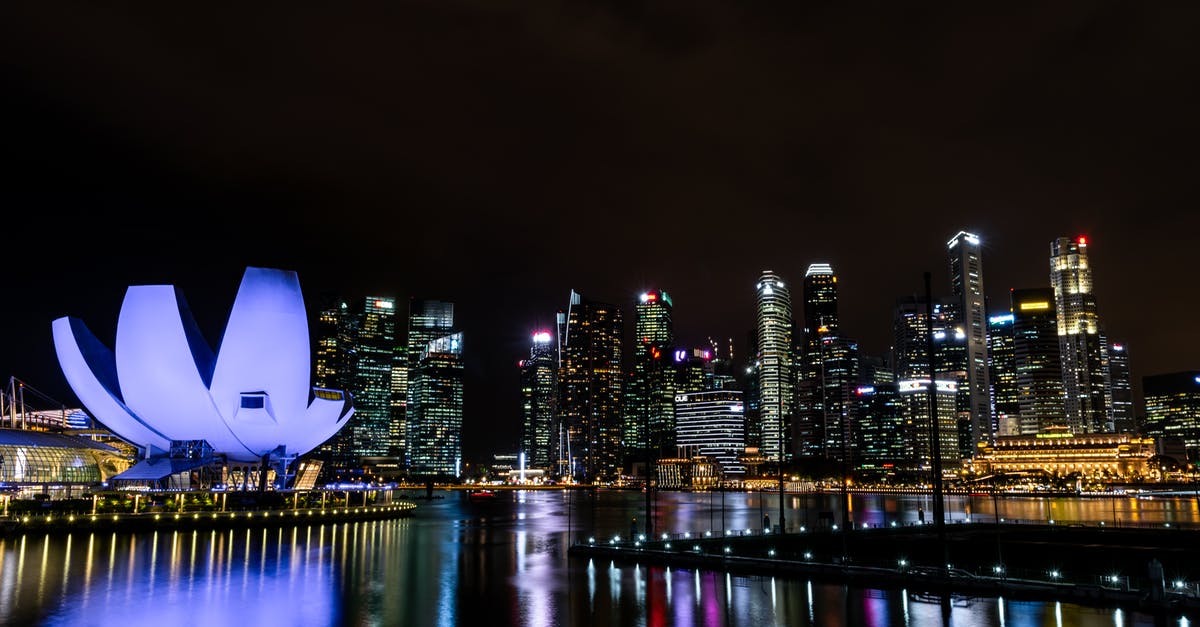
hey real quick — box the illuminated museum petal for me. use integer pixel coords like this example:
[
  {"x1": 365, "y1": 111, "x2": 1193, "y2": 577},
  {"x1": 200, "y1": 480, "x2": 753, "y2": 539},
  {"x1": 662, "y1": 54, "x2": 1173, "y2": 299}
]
[
  {"x1": 53, "y1": 266, "x2": 354, "y2": 469},
  {"x1": 209, "y1": 268, "x2": 311, "y2": 454},
  {"x1": 51, "y1": 317, "x2": 173, "y2": 452},
  {"x1": 289, "y1": 393, "x2": 355, "y2": 457},
  {"x1": 114, "y1": 285, "x2": 253, "y2": 458}
]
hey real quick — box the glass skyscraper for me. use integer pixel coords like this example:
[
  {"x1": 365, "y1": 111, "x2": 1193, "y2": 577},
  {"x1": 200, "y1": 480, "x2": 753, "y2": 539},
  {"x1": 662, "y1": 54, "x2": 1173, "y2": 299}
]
[
  {"x1": 313, "y1": 300, "x2": 357, "y2": 467},
  {"x1": 755, "y1": 271, "x2": 793, "y2": 462},
  {"x1": 796, "y1": 263, "x2": 857, "y2": 460},
  {"x1": 947, "y1": 231, "x2": 992, "y2": 448},
  {"x1": 1050, "y1": 236, "x2": 1111, "y2": 433},
  {"x1": 1143, "y1": 372, "x2": 1200, "y2": 457},
  {"x1": 627, "y1": 290, "x2": 675, "y2": 458},
  {"x1": 520, "y1": 331, "x2": 557, "y2": 469},
  {"x1": 404, "y1": 300, "x2": 455, "y2": 465},
  {"x1": 558, "y1": 290, "x2": 624, "y2": 481},
  {"x1": 1108, "y1": 343, "x2": 1134, "y2": 433},
  {"x1": 407, "y1": 332, "x2": 464, "y2": 476},
  {"x1": 674, "y1": 390, "x2": 746, "y2": 475},
  {"x1": 349, "y1": 297, "x2": 398, "y2": 459},
  {"x1": 1012, "y1": 288, "x2": 1065, "y2": 435},
  {"x1": 987, "y1": 312, "x2": 1019, "y2": 436}
]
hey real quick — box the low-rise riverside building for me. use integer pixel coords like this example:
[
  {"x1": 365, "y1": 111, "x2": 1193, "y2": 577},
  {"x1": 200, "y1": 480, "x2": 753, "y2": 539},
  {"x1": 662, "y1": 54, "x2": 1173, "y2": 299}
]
[{"x1": 969, "y1": 431, "x2": 1157, "y2": 480}]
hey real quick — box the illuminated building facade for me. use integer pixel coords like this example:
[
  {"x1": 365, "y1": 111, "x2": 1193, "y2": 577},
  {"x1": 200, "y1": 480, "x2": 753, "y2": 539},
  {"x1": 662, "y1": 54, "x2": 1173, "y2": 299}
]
[
  {"x1": 1142, "y1": 372, "x2": 1200, "y2": 457},
  {"x1": 796, "y1": 263, "x2": 859, "y2": 460},
  {"x1": 655, "y1": 456, "x2": 719, "y2": 489},
  {"x1": 987, "y1": 313, "x2": 1019, "y2": 436},
  {"x1": 855, "y1": 383, "x2": 905, "y2": 468},
  {"x1": 755, "y1": 270, "x2": 793, "y2": 462},
  {"x1": 1050, "y1": 236, "x2": 1111, "y2": 433},
  {"x1": 892, "y1": 296, "x2": 958, "y2": 380},
  {"x1": 519, "y1": 331, "x2": 557, "y2": 469},
  {"x1": 898, "y1": 379, "x2": 960, "y2": 469},
  {"x1": 674, "y1": 347, "x2": 714, "y2": 394},
  {"x1": 970, "y1": 432, "x2": 1156, "y2": 480},
  {"x1": 558, "y1": 290, "x2": 624, "y2": 481},
  {"x1": 627, "y1": 290, "x2": 675, "y2": 458},
  {"x1": 404, "y1": 300, "x2": 455, "y2": 465},
  {"x1": 0, "y1": 430, "x2": 131, "y2": 498},
  {"x1": 52, "y1": 267, "x2": 354, "y2": 485},
  {"x1": 1012, "y1": 288, "x2": 1065, "y2": 435},
  {"x1": 407, "y1": 332, "x2": 464, "y2": 476},
  {"x1": 947, "y1": 231, "x2": 993, "y2": 449},
  {"x1": 313, "y1": 300, "x2": 357, "y2": 466},
  {"x1": 350, "y1": 297, "x2": 398, "y2": 459},
  {"x1": 674, "y1": 390, "x2": 745, "y2": 475},
  {"x1": 1108, "y1": 343, "x2": 1134, "y2": 433}
]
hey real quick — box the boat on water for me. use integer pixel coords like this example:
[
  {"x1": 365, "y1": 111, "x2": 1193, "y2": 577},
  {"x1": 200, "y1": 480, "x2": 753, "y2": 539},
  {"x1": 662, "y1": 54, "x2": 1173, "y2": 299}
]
[{"x1": 467, "y1": 489, "x2": 499, "y2": 501}]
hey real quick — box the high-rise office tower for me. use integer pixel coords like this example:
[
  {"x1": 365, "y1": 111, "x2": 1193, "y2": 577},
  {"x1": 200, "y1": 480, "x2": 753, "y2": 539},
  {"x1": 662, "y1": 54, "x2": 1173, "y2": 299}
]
[
  {"x1": 948, "y1": 231, "x2": 992, "y2": 448},
  {"x1": 520, "y1": 331, "x2": 557, "y2": 469},
  {"x1": 404, "y1": 300, "x2": 455, "y2": 465},
  {"x1": 802, "y1": 264, "x2": 838, "y2": 343},
  {"x1": 348, "y1": 297, "x2": 398, "y2": 459},
  {"x1": 854, "y1": 383, "x2": 905, "y2": 468},
  {"x1": 933, "y1": 326, "x2": 972, "y2": 460},
  {"x1": 558, "y1": 290, "x2": 624, "y2": 481},
  {"x1": 892, "y1": 296, "x2": 958, "y2": 380},
  {"x1": 898, "y1": 378, "x2": 961, "y2": 469},
  {"x1": 674, "y1": 390, "x2": 746, "y2": 475},
  {"x1": 390, "y1": 345, "x2": 406, "y2": 459},
  {"x1": 313, "y1": 300, "x2": 357, "y2": 466},
  {"x1": 1143, "y1": 372, "x2": 1200, "y2": 456},
  {"x1": 755, "y1": 271, "x2": 794, "y2": 461},
  {"x1": 407, "y1": 332, "x2": 464, "y2": 476},
  {"x1": 987, "y1": 312, "x2": 1019, "y2": 436},
  {"x1": 627, "y1": 290, "x2": 675, "y2": 458},
  {"x1": 1050, "y1": 236, "x2": 1111, "y2": 433},
  {"x1": 1012, "y1": 288, "x2": 1065, "y2": 434},
  {"x1": 674, "y1": 348, "x2": 714, "y2": 394},
  {"x1": 1108, "y1": 343, "x2": 1134, "y2": 433},
  {"x1": 796, "y1": 263, "x2": 853, "y2": 459}
]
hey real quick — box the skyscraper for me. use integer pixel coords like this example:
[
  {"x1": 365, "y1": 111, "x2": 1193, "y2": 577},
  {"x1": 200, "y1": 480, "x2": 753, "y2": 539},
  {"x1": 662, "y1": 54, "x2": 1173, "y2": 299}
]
[
  {"x1": 351, "y1": 297, "x2": 398, "y2": 459},
  {"x1": 627, "y1": 290, "x2": 675, "y2": 458},
  {"x1": 313, "y1": 299, "x2": 357, "y2": 467},
  {"x1": 854, "y1": 383, "x2": 905, "y2": 468},
  {"x1": 947, "y1": 231, "x2": 992, "y2": 447},
  {"x1": 892, "y1": 296, "x2": 958, "y2": 380},
  {"x1": 1143, "y1": 372, "x2": 1200, "y2": 456},
  {"x1": 1108, "y1": 343, "x2": 1134, "y2": 433},
  {"x1": 674, "y1": 390, "x2": 746, "y2": 475},
  {"x1": 404, "y1": 300, "x2": 455, "y2": 465},
  {"x1": 407, "y1": 332, "x2": 464, "y2": 476},
  {"x1": 520, "y1": 331, "x2": 557, "y2": 469},
  {"x1": 987, "y1": 312, "x2": 1019, "y2": 436},
  {"x1": 558, "y1": 290, "x2": 624, "y2": 481},
  {"x1": 755, "y1": 271, "x2": 793, "y2": 462},
  {"x1": 1050, "y1": 236, "x2": 1111, "y2": 433},
  {"x1": 796, "y1": 263, "x2": 843, "y2": 458},
  {"x1": 899, "y1": 378, "x2": 961, "y2": 469},
  {"x1": 1012, "y1": 288, "x2": 1065, "y2": 435}
]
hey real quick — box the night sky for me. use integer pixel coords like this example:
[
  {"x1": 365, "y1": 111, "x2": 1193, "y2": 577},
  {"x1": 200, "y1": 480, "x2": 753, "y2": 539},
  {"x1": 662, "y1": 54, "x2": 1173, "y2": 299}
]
[{"x1": 3, "y1": 3, "x2": 1198, "y2": 462}]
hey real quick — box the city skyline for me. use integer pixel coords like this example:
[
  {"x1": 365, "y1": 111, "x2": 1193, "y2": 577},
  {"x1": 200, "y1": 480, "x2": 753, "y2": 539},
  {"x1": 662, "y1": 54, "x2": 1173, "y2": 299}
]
[
  {"x1": 5, "y1": 4, "x2": 1200, "y2": 463},
  {"x1": 2, "y1": 228, "x2": 1183, "y2": 465}
]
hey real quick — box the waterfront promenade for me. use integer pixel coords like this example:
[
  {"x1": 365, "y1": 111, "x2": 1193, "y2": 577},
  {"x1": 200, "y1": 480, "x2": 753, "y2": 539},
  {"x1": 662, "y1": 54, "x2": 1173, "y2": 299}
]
[{"x1": 571, "y1": 518, "x2": 1200, "y2": 613}]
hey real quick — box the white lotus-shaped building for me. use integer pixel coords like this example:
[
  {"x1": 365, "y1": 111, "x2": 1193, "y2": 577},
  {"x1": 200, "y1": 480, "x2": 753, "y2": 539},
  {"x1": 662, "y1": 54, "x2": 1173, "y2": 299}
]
[{"x1": 51, "y1": 267, "x2": 353, "y2": 464}]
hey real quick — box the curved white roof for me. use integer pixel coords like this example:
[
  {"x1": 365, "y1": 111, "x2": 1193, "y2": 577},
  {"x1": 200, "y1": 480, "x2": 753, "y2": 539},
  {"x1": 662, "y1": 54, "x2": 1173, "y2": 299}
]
[{"x1": 52, "y1": 267, "x2": 353, "y2": 462}]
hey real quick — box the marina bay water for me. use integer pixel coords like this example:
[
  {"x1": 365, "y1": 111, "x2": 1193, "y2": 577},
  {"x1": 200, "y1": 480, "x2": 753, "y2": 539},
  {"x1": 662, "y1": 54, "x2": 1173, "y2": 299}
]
[{"x1": 1, "y1": 489, "x2": 1196, "y2": 626}]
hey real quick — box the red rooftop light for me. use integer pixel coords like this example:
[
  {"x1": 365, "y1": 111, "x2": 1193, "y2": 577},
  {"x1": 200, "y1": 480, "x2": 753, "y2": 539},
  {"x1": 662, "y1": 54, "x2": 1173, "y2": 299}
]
[{"x1": 1078, "y1": 236, "x2": 1088, "y2": 246}]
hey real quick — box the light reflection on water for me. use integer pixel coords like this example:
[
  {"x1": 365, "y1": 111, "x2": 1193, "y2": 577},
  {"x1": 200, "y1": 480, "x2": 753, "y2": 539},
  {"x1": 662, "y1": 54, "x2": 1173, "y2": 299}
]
[{"x1": 0, "y1": 490, "x2": 1192, "y2": 626}]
